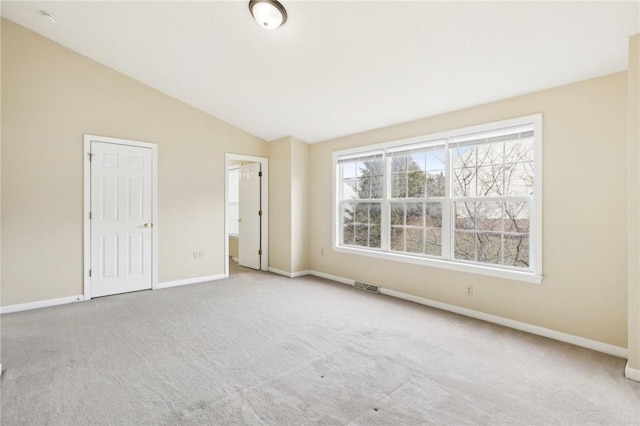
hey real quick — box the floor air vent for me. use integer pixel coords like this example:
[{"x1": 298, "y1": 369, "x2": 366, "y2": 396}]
[{"x1": 353, "y1": 281, "x2": 380, "y2": 294}]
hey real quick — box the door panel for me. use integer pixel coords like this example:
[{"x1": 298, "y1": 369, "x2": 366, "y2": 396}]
[
  {"x1": 91, "y1": 141, "x2": 153, "y2": 297},
  {"x1": 239, "y1": 162, "x2": 261, "y2": 270}
]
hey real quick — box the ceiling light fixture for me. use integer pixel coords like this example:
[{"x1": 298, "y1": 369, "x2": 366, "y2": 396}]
[
  {"x1": 40, "y1": 10, "x2": 58, "y2": 24},
  {"x1": 249, "y1": 0, "x2": 287, "y2": 30}
]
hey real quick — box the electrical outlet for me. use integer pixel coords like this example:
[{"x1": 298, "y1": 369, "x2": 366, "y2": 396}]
[
  {"x1": 199, "y1": 251, "x2": 204, "y2": 259},
  {"x1": 193, "y1": 251, "x2": 198, "y2": 260},
  {"x1": 466, "y1": 285, "x2": 474, "y2": 297}
]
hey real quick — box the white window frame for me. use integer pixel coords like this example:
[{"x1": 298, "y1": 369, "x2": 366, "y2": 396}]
[{"x1": 332, "y1": 114, "x2": 543, "y2": 284}]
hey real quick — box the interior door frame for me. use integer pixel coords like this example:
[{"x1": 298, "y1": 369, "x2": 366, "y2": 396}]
[
  {"x1": 83, "y1": 134, "x2": 158, "y2": 300},
  {"x1": 225, "y1": 153, "x2": 269, "y2": 277}
]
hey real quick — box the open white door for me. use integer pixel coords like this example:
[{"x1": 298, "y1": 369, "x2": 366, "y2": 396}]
[
  {"x1": 90, "y1": 141, "x2": 153, "y2": 297},
  {"x1": 239, "y1": 162, "x2": 261, "y2": 270}
]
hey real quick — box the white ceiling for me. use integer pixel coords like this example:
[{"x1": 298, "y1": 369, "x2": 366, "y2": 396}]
[{"x1": 2, "y1": 1, "x2": 639, "y2": 143}]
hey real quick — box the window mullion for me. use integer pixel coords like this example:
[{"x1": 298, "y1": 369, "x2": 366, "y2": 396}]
[
  {"x1": 442, "y1": 140, "x2": 452, "y2": 260},
  {"x1": 381, "y1": 155, "x2": 390, "y2": 251}
]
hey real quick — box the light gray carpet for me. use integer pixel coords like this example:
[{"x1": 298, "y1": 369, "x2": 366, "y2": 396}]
[{"x1": 1, "y1": 267, "x2": 639, "y2": 425}]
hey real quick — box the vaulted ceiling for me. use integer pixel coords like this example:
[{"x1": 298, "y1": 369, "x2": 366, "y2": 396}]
[{"x1": 2, "y1": 1, "x2": 639, "y2": 143}]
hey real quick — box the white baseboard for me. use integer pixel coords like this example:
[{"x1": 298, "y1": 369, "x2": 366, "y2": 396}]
[
  {"x1": 231, "y1": 256, "x2": 239, "y2": 263},
  {"x1": 307, "y1": 269, "x2": 628, "y2": 359},
  {"x1": 0, "y1": 295, "x2": 84, "y2": 315},
  {"x1": 308, "y1": 270, "x2": 354, "y2": 286},
  {"x1": 156, "y1": 274, "x2": 226, "y2": 290},
  {"x1": 268, "y1": 267, "x2": 311, "y2": 278},
  {"x1": 625, "y1": 363, "x2": 640, "y2": 382},
  {"x1": 268, "y1": 267, "x2": 291, "y2": 277}
]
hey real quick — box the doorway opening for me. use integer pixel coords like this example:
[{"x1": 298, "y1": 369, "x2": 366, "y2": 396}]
[{"x1": 225, "y1": 154, "x2": 269, "y2": 277}]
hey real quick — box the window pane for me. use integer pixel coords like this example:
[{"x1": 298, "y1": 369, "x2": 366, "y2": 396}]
[
  {"x1": 425, "y1": 229, "x2": 442, "y2": 256},
  {"x1": 390, "y1": 203, "x2": 405, "y2": 226},
  {"x1": 505, "y1": 162, "x2": 534, "y2": 196},
  {"x1": 342, "y1": 203, "x2": 355, "y2": 226},
  {"x1": 427, "y1": 172, "x2": 445, "y2": 197},
  {"x1": 354, "y1": 203, "x2": 369, "y2": 224},
  {"x1": 503, "y1": 234, "x2": 529, "y2": 268},
  {"x1": 453, "y1": 166, "x2": 476, "y2": 197},
  {"x1": 426, "y1": 151, "x2": 445, "y2": 171},
  {"x1": 369, "y1": 203, "x2": 382, "y2": 225},
  {"x1": 426, "y1": 202, "x2": 442, "y2": 228},
  {"x1": 454, "y1": 231, "x2": 475, "y2": 261},
  {"x1": 477, "y1": 165, "x2": 503, "y2": 197},
  {"x1": 406, "y1": 228, "x2": 424, "y2": 253},
  {"x1": 504, "y1": 201, "x2": 529, "y2": 233},
  {"x1": 391, "y1": 155, "x2": 408, "y2": 173},
  {"x1": 477, "y1": 232, "x2": 502, "y2": 265},
  {"x1": 476, "y1": 141, "x2": 503, "y2": 167},
  {"x1": 342, "y1": 225, "x2": 355, "y2": 245},
  {"x1": 455, "y1": 202, "x2": 475, "y2": 230},
  {"x1": 411, "y1": 152, "x2": 426, "y2": 171},
  {"x1": 370, "y1": 175, "x2": 384, "y2": 199},
  {"x1": 505, "y1": 138, "x2": 534, "y2": 163},
  {"x1": 391, "y1": 174, "x2": 407, "y2": 198},
  {"x1": 406, "y1": 202, "x2": 424, "y2": 227},
  {"x1": 407, "y1": 171, "x2": 426, "y2": 198},
  {"x1": 370, "y1": 225, "x2": 381, "y2": 248},
  {"x1": 390, "y1": 227, "x2": 405, "y2": 251},
  {"x1": 355, "y1": 225, "x2": 369, "y2": 247},
  {"x1": 342, "y1": 161, "x2": 357, "y2": 179},
  {"x1": 453, "y1": 146, "x2": 475, "y2": 169},
  {"x1": 343, "y1": 177, "x2": 357, "y2": 200},
  {"x1": 476, "y1": 202, "x2": 503, "y2": 232}
]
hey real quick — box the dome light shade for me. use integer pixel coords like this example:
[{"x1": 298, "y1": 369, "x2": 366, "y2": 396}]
[{"x1": 249, "y1": 0, "x2": 287, "y2": 30}]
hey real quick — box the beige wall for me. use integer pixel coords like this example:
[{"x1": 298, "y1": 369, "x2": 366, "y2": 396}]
[
  {"x1": 229, "y1": 236, "x2": 239, "y2": 259},
  {"x1": 309, "y1": 72, "x2": 628, "y2": 348},
  {"x1": 268, "y1": 137, "x2": 292, "y2": 272},
  {"x1": 267, "y1": 136, "x2": 310, "y2": 274},
  {"x1": 291, "y1": 137, "x2": 309, "y2": 273},
  {"x1": 628, "y1": 34, "x2": 640, "y2": 370},
  {"x1": 1, "y1": 20, "x2": 267, "y2": 306}
]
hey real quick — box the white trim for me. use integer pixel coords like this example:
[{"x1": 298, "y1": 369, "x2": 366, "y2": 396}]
[
  {"x1": 332, "y1": 246, "x2": 542, "y2": 284},
  {"x1": 1, "y1": 295, "x2": 84, "y2": 314},
  {"x1": 305, "y1": 269, "x2": 626, "y2": 358},
  {"x1": 83, "y1": 134, "x2": 159, "y2": 300},
  {"x1": 231, "y1": 256, "x2": 239, "y2": 263},
  {"x1": 308, "y1": 270, "x2": 354, "y2": 286},
  {"x1": 625, "y1": 363, "x2": 640, "y2": 382},
  {"x1": 268, "y1": 267, "x2": 311, "y2": 278},
  {"x1": 224, "y1": 154, "x2": 269, "y2": 277},
  {"x1": 156, "y1": 274, "x2": 226, "y2": 290}
]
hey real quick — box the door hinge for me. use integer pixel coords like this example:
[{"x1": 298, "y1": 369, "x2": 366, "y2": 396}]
[
  {"x1": 258, "y1": 210, "x2": 262, "y2": 216},
  {"x1": 89, "y1": 211, "x2": 92, "y2": 220},
  {"x1": 89, "y1": 269, "x2": 92, "y2": 277},
  {"x1": 258, "y1": 249, "x2": 262, "y2": 255},
  {"x1": 88, "y1": 153, "x2": 94, "y2": 161},
  {"x1": 258, "y1": 171, "x2": 262, "y2": 177}
]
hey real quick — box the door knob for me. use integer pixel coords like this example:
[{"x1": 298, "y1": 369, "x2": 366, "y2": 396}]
[{"x1": 144, "y1": 223, "x2": 151, "y2": 228}]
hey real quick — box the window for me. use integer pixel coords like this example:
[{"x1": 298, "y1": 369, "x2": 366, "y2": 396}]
[{"x1": 333, "y1": 115, "x2": 542, "y2": 283}]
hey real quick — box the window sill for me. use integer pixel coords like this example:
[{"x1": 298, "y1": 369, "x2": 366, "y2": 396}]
[{"x1": 332, "y1": 246, "x2": 543, "y2": 284}]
